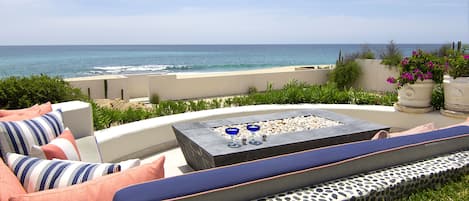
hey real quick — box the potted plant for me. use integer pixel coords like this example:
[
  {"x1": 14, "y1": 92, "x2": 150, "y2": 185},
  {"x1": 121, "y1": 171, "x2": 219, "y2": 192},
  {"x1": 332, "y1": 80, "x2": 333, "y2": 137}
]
[
  {"x1": 444, "y1": 42, "x2": 469, "y2": 113},
  {"x1": 387, "y1": 49, "x2": 444, "y2": 109}
]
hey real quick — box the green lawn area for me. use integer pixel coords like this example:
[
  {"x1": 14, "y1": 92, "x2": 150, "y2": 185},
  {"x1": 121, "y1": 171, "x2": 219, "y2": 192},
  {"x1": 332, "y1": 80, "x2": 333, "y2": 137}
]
[{"x1": 401, "y1": 173, "x2": 469, "y2": 201}]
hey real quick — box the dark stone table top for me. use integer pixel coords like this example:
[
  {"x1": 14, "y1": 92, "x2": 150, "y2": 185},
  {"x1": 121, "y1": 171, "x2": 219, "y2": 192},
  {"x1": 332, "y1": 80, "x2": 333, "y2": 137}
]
[{"x1": 173, "y1": 109, "x2": 390, "y2": 170}]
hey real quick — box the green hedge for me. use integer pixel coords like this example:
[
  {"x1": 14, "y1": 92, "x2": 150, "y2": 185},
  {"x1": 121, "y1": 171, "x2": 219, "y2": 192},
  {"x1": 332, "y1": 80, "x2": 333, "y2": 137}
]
[
  {"x1": 329, "y1": 61, "x2": 362, "y2": 89},
  {"x1": 91, "y1": 82, "x2": 398, "y2": 130},
  {"x1": 0, "y1": 75, "x2": 87, "y2": 109}
]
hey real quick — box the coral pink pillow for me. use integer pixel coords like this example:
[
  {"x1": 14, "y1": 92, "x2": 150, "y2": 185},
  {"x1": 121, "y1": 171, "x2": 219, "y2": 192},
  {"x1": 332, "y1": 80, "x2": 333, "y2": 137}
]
[
  {"x1": 0, "y1": 102, "x2": 52, "y2": 121},
  {"x1": 37, "y1": 102, "x2": 52, "y2": 115},
  {"x1": 0, "y1": 104, "x2": 38, "y2": 117},
  {"x1": 0, "y1": 110, "x2": 41, "y2": 121},
  {"x1": 9, "y1": 156, "x2": 165, "y2": 201},
  {"x1": 30, "y1": 128, "x2": 81, "y2": 161},
  {"x1": 372, "y1": 123, "x2": 435, "y2": 140},
  {"x1": 0, "y1": 158, "x2": 26, "y2": 201}
]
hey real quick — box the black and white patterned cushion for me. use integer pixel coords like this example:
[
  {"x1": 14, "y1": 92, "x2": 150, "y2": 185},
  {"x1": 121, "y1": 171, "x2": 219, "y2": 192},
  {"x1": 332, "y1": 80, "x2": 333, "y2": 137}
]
[{"x1": 255, "y1": 150, "x2": 469, "y2": 201}]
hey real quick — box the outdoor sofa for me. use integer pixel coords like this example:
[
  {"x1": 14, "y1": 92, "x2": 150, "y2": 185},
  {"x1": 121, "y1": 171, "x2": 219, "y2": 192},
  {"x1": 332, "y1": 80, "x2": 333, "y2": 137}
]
[
  {"x1": 114, "y1": 125, "x2": 469, "y2": 201},
  {"x1": 1, "y1": 101, "x2": 468, "y2": 200}
]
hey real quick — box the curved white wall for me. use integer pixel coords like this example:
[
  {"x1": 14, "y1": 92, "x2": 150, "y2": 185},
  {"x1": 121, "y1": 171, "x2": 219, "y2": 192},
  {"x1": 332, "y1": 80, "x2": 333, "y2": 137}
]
[{"x1": 94, "y1": 104, "x2": 464, "y2": 162}]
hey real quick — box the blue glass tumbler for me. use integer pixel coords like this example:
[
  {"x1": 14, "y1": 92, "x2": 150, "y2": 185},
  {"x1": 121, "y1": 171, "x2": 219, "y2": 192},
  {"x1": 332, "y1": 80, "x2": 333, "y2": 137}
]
[
  {"x1": 225, "y1": 127, "x2": 241, "y2": 148},
  {"x1": 247, "y1": 124, "x2": 262, "y2": 145}
]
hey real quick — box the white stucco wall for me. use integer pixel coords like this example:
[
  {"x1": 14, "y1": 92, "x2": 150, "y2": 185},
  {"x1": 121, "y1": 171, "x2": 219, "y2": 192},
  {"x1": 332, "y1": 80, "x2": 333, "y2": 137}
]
[
  {"x1": 65, "y1": 61, "x2": 401, "y2": 101},
  {"x1": 126, "y1": 74, "x2": 152, "y2": 99},
  {"x1": 354, "y1": 59, "x2": 399, "y2": 92},
  {"x1": 148, "y1": 69, "x2": 330, "y2": 101},
  {"x1": 66, "y1": 75, "x2": 129, "y2": 100}
]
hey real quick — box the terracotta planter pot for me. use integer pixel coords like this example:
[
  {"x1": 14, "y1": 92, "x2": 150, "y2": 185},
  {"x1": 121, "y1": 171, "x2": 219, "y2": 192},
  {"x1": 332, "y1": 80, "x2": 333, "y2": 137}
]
[
  {"x1": 398, "y1": 80, "x2": 435, "y2": 108},
  {"x1": 443, "y1": 76, "x2": 469, "y2": 112}
]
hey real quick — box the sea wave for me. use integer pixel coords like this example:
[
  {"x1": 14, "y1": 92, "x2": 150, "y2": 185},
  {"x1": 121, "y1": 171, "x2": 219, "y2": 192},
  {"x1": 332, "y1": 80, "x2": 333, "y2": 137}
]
[
  {"x1": 87, "y1": 63, "x2": 289, "y2": 76},
  {"x1": 89, "y1": 64, "x2": 191, "y2": 75}
]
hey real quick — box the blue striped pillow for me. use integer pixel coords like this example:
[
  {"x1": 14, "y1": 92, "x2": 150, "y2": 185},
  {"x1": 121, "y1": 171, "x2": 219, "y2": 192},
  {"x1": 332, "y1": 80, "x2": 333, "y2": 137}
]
[
  {"x1": 6, "y1": 153, "x2": 121, "y2": 193},
  {"x1": 0, "y1": 110, "x2": 64, "y2": 159}
]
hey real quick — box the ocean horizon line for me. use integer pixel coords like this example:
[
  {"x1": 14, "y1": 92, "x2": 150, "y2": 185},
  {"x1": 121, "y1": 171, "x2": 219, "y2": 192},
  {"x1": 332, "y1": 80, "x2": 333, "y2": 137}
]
[{"x1": 0, "y1": 42, "x2": 453, "y2": 47}]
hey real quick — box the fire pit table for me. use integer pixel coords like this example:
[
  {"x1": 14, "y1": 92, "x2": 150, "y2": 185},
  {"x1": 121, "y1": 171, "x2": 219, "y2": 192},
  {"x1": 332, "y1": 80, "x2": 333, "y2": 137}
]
[{"x1": 172, "y1": 109, "x2": 390, "y2": 170}]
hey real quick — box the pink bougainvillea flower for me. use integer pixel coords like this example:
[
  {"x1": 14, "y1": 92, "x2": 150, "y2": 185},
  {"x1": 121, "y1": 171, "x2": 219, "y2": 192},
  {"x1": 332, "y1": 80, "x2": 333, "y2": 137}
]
[
  {"x1": 386, "y1": 77, "x2": 396, "y2": 84},
  {"x1": 412, "y1": 51, "x2": 417, "y2": 56},
  {"x1": 464, "y1": 54, "x2": 469, "y2": 60},
  {"x1": 424, "y1": 71, "x2": 433, "y2": 79},
  {"x1": 402, "y1": 72, "x2": 414, "y2": 81},
  {"x1": 417, "y1": 72, "x2": 424, "y2": 80},
  {"x1": 426, "y1": 61, "x2": 434, "y2": 69},
  {"x1": 401, "y1": 57, "x2": 409, "y2": 66}
]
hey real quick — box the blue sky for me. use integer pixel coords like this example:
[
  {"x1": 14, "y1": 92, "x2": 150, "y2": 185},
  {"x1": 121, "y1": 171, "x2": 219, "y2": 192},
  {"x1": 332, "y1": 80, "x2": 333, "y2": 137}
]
[{"x1": 0, "y1": 0, "x2": 468, "y2": 45}]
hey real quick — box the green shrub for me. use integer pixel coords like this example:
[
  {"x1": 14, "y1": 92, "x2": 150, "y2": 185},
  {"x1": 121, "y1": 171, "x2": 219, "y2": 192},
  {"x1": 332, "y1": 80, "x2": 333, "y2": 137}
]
[
  {"x1": 0, "y1": 75, "x2": 86, "y2": 109},
  {"x1": 447, "y1": 48, "x2": 469, "y2": 78},
  {"x1": 248, "y1": 86, "x2": 257, "y2": 94},
  {"x1": 380, "y1": 40, "x2": 403, "y2": 66},
  {"x1": 224, "y1": 98, "x2": 233, "y2": 107},
  {"x1": 121, "y1": 108, "x2": 152, "y2": 124},
  {"x1": 195, "y1": 100, "x2": 208, "y2": 111},
  {"x1": 91, "y1": 102, "x2": 122, "y2": 130},
  {"x1": 154, "y1": 100, "x2": 188, "y2": 116},
  {"x1": 431, "y1": 84, "x2": 444, "y2": 110},
  {"x1": 230, "y1": 96, "x2": 249, "y2": 106},
  {"x1": 0, "y1": 75, "x2": 398, "y2": 131},
  {"x1": 431, "y1": 44, "x2": 452, "y2": 57},
  {"x1": 150, "y1": 93, "x2": 160, "y2": 104},
  {"x1": 329, "y1": 61, "x2": 361, "y2": 89},
  {"x1": 187, "y1": 101, "x2": 197, "y2": 111},
  {"x1": 92, "y1": 83, "x2": 398, "y2": 130},
  {"x1": 266, "y1": 82, "x2": 273, "y2": 92},
  {"x1": 210, "y1": 99, "x2": 222, "y2": 108},
  {"x1": 359, "y1": 44, "x2": 376, "y2": 59}
]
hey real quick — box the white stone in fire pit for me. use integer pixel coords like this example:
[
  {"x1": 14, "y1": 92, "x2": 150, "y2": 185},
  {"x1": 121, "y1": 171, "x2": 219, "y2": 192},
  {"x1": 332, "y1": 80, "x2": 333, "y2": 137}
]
[{"x1": 213, "y1": 115, "x2": 343, "y2": 140}]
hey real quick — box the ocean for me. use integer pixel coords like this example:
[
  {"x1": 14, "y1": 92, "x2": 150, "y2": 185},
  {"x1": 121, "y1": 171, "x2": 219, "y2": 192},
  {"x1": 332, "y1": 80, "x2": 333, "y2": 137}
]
[{"x1": 0, "y1": 44, "x2": 442, "y2": 78}]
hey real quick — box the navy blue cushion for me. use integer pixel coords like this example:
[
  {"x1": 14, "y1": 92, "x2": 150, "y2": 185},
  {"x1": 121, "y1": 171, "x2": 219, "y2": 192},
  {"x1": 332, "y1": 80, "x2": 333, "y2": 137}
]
[{"x1": 113, "y1": 126, "x2": 469, "y2": 201}]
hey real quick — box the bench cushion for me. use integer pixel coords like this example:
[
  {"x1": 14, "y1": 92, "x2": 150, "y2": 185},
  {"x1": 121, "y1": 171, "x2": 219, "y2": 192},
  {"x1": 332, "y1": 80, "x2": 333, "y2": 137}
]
[
  {"x1": 114, "y1": 126, "x2": 469, "y2": 201},
  {"x1": 257, "y1": 150, "x2": 469, "y2": 200}
]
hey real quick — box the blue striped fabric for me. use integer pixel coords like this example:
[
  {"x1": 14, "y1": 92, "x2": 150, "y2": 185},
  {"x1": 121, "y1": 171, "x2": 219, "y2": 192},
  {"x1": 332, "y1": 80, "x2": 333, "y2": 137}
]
[
  {"x1": 6, "y1": 153, "x2": 121, "y2": 193},
  {"x1": 0, "y1": 110, "x2": 64, "y2": 159}
]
